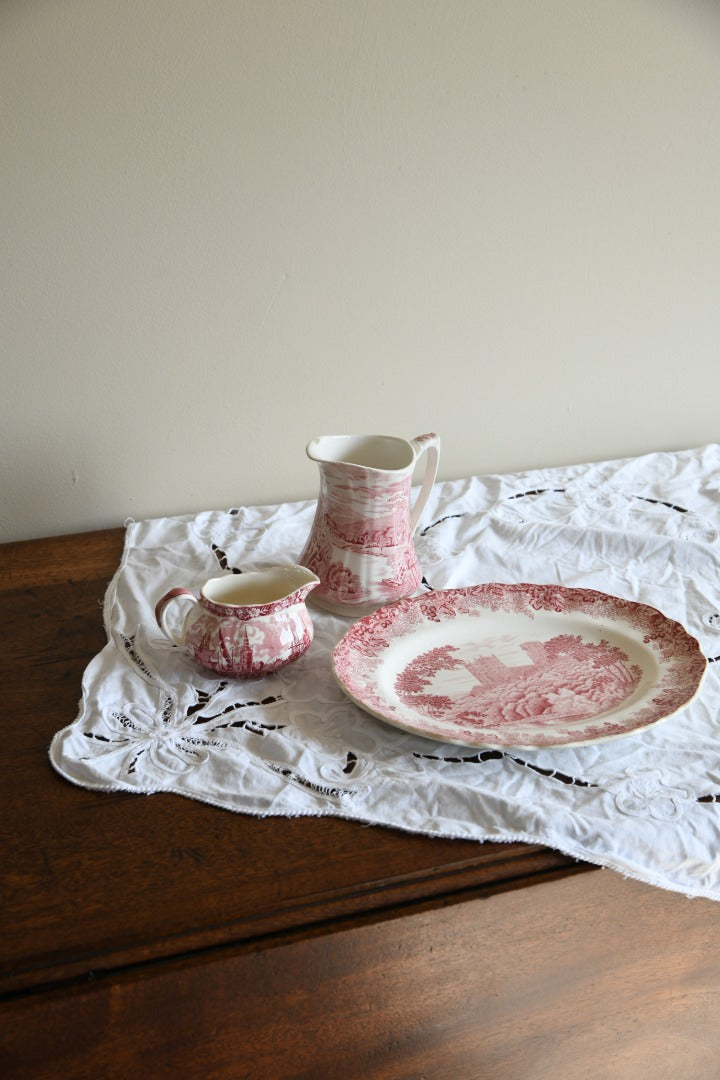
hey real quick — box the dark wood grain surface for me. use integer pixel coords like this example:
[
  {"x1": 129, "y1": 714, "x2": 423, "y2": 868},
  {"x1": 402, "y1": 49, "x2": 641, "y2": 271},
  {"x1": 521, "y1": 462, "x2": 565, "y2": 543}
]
[{"x1": 3, "y1": 528, "x2": 719, "y2": 1079}]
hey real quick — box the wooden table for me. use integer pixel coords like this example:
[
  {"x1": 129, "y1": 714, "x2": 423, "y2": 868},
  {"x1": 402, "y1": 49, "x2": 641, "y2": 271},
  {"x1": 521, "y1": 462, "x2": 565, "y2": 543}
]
[{"x1": 2, "y1": 529, "x2": 719, "y2": 1078}]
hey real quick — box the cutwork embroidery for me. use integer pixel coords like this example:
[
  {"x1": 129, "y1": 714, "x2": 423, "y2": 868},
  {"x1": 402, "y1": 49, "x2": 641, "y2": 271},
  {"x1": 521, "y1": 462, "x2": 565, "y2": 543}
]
[
  {"x1": 606, "y1": 769, "x2": 695, "y2": 822},
  {"x1": 265, "y1": 762, "x2": 360, "y2": 800},
  {"x1": 419, "y1": 513, "x2": 466, "y2": 535},
  {"x1": 119, "y1": 633, "x2": 158, "y2": 681},
  {"x1": 84, "y1": 698, "x2": 227, "y2": 780},
  {"x1": 211, "y1": 543, "x2": 242, "y2": 573},
  {"x1": 415, "y1": 750, "x2": 597, "y2": 789}
]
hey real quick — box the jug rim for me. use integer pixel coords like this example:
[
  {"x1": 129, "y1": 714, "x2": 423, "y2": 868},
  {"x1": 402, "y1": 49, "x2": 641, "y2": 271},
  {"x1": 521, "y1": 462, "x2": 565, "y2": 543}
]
[
  {"x1": 306, "y1": 434, "x2": 416, "y2": 472},
  {"x1": 201, "y1": 566, "x2": 320, "y2": 608}
]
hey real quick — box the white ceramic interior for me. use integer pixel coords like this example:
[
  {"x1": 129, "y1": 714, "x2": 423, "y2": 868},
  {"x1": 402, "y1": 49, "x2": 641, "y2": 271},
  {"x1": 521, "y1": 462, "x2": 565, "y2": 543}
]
[
  {"x1": 202, "y1": 567, "x2": 318, "y2": 607},
  {"x1": 306, "y1": 435, "x2": 415, "y2": 472}
]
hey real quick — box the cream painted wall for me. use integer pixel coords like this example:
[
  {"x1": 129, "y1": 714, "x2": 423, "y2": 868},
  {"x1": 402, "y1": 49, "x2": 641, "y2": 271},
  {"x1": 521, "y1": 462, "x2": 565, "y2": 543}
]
[{"x1": 2, "y1": 0, "x2": 719, "y2": 542}]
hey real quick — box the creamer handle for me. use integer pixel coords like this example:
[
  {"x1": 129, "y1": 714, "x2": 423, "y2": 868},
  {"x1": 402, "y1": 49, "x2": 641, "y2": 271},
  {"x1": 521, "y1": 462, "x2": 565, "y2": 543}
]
[
  {"x1": 409, "y1": 433, "x2": 441, "y2": 533},
  {"x1": 154, "y1": 588, "x2": 200, "y2": 646}
]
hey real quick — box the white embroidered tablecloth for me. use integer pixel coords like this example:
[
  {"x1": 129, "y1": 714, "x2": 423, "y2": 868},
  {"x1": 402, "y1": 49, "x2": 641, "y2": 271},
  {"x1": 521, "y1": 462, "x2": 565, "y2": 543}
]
[{"x1": 51, "y1": 444, "x2": 720, "y2": 900}]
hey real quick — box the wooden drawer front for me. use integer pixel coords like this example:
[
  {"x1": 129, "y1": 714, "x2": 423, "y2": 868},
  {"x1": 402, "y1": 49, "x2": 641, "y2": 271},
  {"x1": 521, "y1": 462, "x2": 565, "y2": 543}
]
[{"x1": 2, "y1": 870, "x2": 719, "y2": 1079}]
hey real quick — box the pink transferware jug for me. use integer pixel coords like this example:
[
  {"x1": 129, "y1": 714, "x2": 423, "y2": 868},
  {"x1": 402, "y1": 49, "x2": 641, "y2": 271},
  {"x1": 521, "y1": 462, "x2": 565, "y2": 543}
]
[{"x1": 298, "y1": 433, "x2": 441, "y2": 616}]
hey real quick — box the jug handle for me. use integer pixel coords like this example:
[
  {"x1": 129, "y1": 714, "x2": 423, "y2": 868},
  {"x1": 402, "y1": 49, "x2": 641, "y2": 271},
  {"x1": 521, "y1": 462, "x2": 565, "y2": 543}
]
[
  {"x1": 409, "y1": 433, "x2": 441, "y2": 533},
  {"x1": 155, "y1": 588, "x2": 201, "y2": 646}
]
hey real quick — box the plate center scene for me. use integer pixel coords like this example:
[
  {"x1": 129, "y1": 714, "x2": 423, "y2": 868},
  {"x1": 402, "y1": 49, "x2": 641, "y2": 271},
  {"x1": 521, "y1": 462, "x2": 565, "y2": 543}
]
[{"x1": 383, "y1": 614, "x2": 647, "y2": 731}]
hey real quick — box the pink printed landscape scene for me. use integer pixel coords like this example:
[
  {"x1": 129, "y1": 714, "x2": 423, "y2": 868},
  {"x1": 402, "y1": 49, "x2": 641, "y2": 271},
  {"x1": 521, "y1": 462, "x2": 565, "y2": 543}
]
[
  {"x1": 332, "y1": 584, "x2": 707, "y2": 749},
  {"x1": 394, "y1": 634, "x2": 642, "y2": 728}
]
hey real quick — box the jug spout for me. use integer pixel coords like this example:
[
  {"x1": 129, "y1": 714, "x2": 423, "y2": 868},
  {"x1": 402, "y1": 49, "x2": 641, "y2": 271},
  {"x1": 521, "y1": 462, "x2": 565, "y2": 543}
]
[
  {"x1": 282, "y1": 566, "x2": 321, "y2": 604},
  {"x1": 299, "y1": 433, "x2": 440, "y2": 617}
]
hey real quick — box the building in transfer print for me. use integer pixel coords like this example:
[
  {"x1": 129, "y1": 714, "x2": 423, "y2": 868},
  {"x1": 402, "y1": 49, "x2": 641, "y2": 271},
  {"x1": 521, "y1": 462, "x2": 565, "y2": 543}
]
[{"x1": 465, "y1": 636, "x2": 637, "y2": 692}]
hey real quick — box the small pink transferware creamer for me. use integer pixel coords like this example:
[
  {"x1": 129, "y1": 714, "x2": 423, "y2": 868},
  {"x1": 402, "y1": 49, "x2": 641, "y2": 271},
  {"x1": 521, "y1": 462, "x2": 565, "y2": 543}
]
[
  {"x1": 298, "y1": 432, "x2": 440, "y2": 616},
  {"x1": 154, "y1": 566, "x2": 319, "y2": 678}
]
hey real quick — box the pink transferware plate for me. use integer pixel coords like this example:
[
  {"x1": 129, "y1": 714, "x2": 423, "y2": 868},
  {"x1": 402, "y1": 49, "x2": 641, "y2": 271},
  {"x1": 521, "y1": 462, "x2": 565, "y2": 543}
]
[{"x1": 332, "y1": 584, "x2": 707, "y2": 750}]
